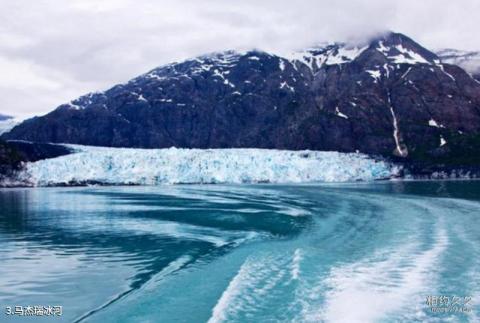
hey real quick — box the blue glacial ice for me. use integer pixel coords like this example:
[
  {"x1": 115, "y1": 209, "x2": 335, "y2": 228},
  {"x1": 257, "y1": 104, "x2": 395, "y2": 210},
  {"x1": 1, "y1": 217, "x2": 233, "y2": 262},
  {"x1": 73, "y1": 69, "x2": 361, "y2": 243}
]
[{"x1": 20, "y1": 145, "x2": 401, "y2": 186}]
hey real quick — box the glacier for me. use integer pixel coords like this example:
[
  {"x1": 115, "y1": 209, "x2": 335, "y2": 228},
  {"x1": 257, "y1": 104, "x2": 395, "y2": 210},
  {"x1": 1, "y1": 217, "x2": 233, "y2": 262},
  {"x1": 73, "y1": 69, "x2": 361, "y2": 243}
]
[{"x1": 17, "y1": 145, "x2": 401, "y2": 186}]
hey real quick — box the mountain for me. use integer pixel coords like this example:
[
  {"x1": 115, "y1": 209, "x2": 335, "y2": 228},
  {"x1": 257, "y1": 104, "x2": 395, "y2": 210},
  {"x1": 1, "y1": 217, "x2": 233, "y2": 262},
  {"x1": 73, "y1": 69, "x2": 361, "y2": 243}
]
[
  {"x1": 437, "y1": 49, "x2": 480, "y2": 81},
  {"x1": 4, "y1": 32, "x2": 480, "y2": 167},
  {"x1": 0, "y1": 140, "x2": 22, "y2": 182},
  {"x1": 0, "y1": 114, "x2": 13, "y2": 121},
  {"x1": 0, "y1": 115, "x2": 18, "y2": 135},
  {"x1": 0, "y1": 139, "x2": 72, "y2": 185}
]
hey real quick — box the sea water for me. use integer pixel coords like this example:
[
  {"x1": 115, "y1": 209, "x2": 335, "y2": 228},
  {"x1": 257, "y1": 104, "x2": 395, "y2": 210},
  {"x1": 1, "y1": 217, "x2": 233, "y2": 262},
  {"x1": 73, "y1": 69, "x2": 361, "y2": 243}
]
[{"x1": 0, "y1": 181, "x2": 479, "y2": 322}]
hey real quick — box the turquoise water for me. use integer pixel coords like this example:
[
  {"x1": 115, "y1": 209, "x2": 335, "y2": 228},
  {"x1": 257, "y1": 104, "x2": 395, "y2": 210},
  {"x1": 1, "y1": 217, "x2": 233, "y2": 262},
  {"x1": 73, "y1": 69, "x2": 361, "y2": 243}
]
[{"x1": 0, "y1": 182, "x2": 479, "y2": 322}]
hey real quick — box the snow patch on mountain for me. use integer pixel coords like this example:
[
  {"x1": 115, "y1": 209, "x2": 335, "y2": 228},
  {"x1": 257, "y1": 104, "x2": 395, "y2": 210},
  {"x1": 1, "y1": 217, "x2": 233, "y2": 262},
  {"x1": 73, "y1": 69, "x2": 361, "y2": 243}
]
[
  {"x1": 280, "y1": 81, "x2": 295, "y2": 92},
  {"x1": 440, "y1": 136, "x2": 447, "y2": 147},
  {"x1": 50, "y1": 37, "x2": 452, "y2": 115},
  {"x1": 376, "y1": 41, "x2": 431, "y2": 65},
  {"x1": 335, "y1": 107, "x2": 348, "y2": 119},
  {"x1": 367, "y1": 70, "x2": 382, "y2": 82},
  {"x1": 428, "y1": 119, "x2": 445, "y2": 128},
  {"x1": 286, "y1": 44, "x2": 367, "y2": 71},
  {"x1": 19, "y1": 145, "x2": 400, "y2": 186}
]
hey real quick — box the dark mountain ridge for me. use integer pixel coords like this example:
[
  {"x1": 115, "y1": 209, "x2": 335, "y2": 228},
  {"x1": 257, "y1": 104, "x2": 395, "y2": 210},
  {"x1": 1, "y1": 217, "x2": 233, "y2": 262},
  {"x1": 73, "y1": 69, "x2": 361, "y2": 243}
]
[{"x1": 4, "y1": 32, "x2": 480, "y2": 167}]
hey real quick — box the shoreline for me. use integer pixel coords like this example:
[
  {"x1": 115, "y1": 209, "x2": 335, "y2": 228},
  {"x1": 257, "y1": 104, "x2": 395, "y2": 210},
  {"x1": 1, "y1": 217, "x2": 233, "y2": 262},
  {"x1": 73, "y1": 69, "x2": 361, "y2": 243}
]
[{"x1": 2, "y1": 176, "x2": 480, "y2": 189}]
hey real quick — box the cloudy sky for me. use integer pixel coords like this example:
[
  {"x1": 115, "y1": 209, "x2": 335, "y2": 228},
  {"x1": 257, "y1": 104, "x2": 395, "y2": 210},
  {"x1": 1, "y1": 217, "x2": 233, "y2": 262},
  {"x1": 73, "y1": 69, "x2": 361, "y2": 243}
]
[{"x1": 1, "y1": 0, "x2": 479, "y2": 118}]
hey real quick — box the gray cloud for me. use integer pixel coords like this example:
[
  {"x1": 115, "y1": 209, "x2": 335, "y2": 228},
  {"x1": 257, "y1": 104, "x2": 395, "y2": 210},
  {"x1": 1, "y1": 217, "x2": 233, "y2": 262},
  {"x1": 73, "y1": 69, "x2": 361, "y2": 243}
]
[{"x1": 0, "y1": 0, "x2": 479, "y2": 118}]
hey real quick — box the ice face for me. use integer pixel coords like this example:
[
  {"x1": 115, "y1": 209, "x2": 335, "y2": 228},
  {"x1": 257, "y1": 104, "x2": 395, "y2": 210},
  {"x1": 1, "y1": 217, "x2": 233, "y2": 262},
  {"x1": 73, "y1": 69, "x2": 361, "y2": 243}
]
[{"x1": 19, "y1": 145, "x2": 401, "y2": 186}]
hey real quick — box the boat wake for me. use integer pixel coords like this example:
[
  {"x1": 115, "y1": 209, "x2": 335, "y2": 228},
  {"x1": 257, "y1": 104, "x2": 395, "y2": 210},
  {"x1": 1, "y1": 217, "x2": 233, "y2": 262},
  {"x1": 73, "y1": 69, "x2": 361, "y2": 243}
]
[{"x1": 3, "y1": 183, "x2": 478, "y2": 323}]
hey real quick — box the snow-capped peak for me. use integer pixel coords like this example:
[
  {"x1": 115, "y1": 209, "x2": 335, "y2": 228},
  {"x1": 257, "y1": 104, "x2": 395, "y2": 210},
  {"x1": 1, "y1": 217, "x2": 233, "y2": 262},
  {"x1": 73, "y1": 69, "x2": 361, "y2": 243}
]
[
  {"x1": 368, "y1": 32, "x2": 439, "y2": 66},
  {"x1": 285, "y1": 43, "x2": 368, "y2": 71},
  {"x1": 375, "y1": 41, "x2": 431, "y2": 64}
]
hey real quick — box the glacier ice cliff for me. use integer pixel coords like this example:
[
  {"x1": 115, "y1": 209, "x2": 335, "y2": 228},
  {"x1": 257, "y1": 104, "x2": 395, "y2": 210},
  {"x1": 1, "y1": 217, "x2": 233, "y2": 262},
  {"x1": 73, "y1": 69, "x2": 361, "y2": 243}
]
[{"x1": 17, "y1": 145, "x2": 401, "y2": 186}]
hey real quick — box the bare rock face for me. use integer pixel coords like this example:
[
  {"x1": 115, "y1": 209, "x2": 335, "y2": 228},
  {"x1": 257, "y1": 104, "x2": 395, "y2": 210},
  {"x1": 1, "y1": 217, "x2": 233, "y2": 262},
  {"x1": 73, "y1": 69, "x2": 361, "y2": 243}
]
[
  {"x1": 0, "y1": 140, "x2": 73, "y2": 186},
  {"x1": 0, "y1": 140, "x2": 22, "y2": 178},
  {"x1": 3, "y1": 32, "x2": 480, "y2": 166}
]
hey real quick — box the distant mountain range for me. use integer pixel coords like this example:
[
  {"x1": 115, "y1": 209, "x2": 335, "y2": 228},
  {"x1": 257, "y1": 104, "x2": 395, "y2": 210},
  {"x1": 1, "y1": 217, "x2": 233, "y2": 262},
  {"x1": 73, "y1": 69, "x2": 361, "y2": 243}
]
[
  {"x1": 0, "y1": 114, "x2": 13, "y2": 121},
  {"x1": 0, "y1": 115, "x2": 17, "y2": 136},
  {"x1": 437, "y1": 49, "x2": 480, "y2": 81},
  {"x1": 3, "y1": 32, "x2": 480, "y2": 167}
]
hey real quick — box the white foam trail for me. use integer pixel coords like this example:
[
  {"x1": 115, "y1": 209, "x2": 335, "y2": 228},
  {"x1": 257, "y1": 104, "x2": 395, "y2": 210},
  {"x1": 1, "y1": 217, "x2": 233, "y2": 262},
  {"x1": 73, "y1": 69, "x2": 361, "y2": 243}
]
[
  {"x1": 447, "y1": 201, "x2": 480, "y2": 323},
  {"x1": 52, "y1": 214, "x2": 236, "y2": 248},
  {"x1": 291, "y1": 249, "x2": 302, "y2": 280},
  {"x1": 308, "y1": 222, "x2": 448, "y2": 323},
  {"x1": 146, "y1": 186, "x2": 313, "y2": 217},
  {"x1": 208, "y1": 255, "x2": 289, "y2": 323},
  {"x1": 458, "y1": 227, "x2": 480, "y2": 323},
  {"x1": 208, "y1": 259, "x2": 254, "y2": 323},
  {"x1": 280, "y1": 208, "x2": 312, "y2": 217}
]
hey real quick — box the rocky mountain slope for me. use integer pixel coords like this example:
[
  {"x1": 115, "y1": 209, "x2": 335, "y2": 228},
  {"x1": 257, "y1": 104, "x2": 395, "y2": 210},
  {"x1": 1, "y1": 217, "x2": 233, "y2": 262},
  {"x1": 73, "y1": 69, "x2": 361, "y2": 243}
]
[
  {"x1": 0, "y1": 140, "x2": 23, "y2": 182},
  {"x1": 0, "y1": 140, "x2": 72, "y2": 185},
  {"x1": 4, "y1": 32, "x2": 480, "y2": 167}
]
